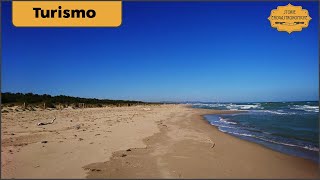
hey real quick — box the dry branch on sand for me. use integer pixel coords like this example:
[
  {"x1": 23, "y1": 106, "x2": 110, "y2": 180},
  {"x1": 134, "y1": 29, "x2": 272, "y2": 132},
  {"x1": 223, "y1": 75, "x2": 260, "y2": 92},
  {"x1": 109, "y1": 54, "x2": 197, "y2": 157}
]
[{"x1": 37, "y1": 117, "x2": 56, "y2": 126}]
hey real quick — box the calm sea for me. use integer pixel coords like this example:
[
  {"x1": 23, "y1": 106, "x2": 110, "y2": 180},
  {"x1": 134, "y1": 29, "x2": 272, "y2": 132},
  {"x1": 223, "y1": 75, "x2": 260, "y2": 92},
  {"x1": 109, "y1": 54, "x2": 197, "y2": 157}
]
[{"x1": 192, "y1": 101, "x2": 319, "y2": 162}]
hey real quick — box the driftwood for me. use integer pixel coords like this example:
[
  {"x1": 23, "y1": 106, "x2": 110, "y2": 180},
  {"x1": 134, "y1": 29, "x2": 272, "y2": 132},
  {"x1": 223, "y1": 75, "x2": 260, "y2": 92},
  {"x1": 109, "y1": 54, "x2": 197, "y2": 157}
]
[
  {"x1": 37, "y1": 117, "x2": 56, "y2": 126},
  {"x1": 129, "y1": 113, "x2": 137, "y2": 120}
]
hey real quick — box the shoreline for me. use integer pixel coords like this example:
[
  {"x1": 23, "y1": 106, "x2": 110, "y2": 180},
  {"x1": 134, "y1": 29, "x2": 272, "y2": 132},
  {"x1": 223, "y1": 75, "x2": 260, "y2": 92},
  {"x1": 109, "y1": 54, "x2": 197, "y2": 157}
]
[
  {"x1": 198, "y1": 108, "x2": 319, "y2": 164},
  {"x1": 1, "y1": 105, "x2": 319, "y2": 178},
  {"x1": 84, "y1": 105, "x2": 319, "y2": 178},
  {"x1": 200, "y1": 113, "x2": 319, "y2": 163}
]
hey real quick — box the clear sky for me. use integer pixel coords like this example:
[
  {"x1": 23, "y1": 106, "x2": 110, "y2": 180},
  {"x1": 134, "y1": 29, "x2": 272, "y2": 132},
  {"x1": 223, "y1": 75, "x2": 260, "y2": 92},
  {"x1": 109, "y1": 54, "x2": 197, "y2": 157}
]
[{"x1": 2, "y1": 1, "x2": 319, "y2": 102}]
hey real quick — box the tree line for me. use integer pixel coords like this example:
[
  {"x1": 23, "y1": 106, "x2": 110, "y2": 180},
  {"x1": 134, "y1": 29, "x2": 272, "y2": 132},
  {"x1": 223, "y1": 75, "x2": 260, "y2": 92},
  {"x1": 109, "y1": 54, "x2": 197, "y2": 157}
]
[{"x1": 1, "y1": 92, "x2": 158, "y2": 108}]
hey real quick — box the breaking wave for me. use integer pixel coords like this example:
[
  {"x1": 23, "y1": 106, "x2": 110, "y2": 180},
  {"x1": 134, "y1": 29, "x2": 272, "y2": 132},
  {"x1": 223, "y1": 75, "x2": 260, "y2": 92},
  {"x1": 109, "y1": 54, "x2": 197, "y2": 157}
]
[
  {"x1": 219, "y1": 129, "x2": 319, "y2": 152},
  {"x1": 290, "y1": 105, "x2": 319, "y2": 113}
]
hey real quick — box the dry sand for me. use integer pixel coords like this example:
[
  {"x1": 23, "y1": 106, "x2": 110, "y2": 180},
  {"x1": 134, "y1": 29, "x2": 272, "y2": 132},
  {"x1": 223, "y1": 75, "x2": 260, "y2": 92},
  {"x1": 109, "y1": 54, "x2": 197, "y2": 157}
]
[{"x1": 1, "y1": 104, "x2": 319, "y2": 178}]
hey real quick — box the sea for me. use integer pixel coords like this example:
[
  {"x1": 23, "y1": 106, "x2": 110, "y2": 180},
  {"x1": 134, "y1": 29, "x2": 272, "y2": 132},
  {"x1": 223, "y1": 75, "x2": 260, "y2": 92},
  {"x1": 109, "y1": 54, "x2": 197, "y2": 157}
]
[{"x1": 192, "y1": 101, "x2": 319, "y2": 162}]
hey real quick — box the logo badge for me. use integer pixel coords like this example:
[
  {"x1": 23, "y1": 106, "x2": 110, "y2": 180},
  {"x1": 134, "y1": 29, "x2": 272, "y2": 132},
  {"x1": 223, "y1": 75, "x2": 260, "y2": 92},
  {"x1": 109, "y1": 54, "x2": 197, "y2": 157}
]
[{"x1": 268, "y1": 4, "x2": 311, "y2": 34}]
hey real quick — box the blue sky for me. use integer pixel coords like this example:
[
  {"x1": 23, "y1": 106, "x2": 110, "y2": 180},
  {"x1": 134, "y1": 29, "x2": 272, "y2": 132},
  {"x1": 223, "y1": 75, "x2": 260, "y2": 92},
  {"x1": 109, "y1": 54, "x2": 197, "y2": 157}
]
[{"x1": 2, "y1": 2, "x2": 319, "y2": 102}]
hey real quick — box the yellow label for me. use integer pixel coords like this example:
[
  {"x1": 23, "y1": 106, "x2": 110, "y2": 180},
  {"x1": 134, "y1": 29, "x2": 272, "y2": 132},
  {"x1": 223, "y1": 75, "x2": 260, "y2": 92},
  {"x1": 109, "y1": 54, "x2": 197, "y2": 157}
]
[
  {"x1": 268, "y1": 4, "x2": 311, "y2": 33},
  {"x1": 13, "y1": 1, "x2": 122, "y2": 27}
]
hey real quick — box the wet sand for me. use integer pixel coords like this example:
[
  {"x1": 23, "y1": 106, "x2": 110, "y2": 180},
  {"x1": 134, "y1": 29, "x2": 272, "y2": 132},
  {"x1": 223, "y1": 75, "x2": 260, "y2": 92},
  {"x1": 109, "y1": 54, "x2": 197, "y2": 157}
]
[{"x1": 1, "y1": 104, "x2": 319, "y2": 178}]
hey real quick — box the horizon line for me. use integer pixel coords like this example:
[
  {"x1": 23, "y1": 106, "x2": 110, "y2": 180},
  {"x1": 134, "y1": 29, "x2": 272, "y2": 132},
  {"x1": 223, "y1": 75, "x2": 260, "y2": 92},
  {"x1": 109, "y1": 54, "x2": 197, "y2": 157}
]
[{"x1": 1, "y1": 92, "x2": 318, "y2": 104}]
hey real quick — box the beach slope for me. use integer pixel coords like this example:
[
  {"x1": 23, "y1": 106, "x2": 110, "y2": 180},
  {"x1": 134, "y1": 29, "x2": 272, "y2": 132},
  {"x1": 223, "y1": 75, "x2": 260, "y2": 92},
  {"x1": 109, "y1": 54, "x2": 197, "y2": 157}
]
[{"x1": 1, "y1": 105, "x2": 318, "y2": 178}]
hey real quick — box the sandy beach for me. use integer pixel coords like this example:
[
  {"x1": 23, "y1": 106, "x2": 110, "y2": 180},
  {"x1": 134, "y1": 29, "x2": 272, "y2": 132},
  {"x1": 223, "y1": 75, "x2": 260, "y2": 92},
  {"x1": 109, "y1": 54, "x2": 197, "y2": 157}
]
[{"x1": 1, "y1": 104, "x2": 319, "y2": 178}]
